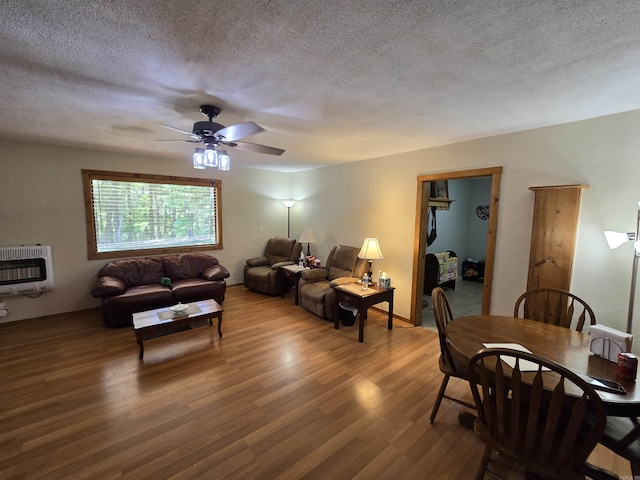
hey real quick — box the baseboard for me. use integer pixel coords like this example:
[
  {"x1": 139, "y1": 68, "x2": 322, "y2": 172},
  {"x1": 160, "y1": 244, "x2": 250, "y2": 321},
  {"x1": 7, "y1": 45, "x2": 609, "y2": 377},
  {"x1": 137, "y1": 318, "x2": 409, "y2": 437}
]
[
  {"x1": 369, "y1": 305, "x2": 411, "y2": 326},
  {"x1": 0, "y1": 307, "x2": 102, "y2": 326}
]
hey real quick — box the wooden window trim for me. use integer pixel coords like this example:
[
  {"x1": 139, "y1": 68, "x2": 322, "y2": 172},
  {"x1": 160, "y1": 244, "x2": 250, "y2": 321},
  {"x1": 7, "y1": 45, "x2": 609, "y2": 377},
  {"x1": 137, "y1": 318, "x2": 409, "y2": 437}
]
[{"x1": 82, "y1": 169, "x2": 223, "y2": 260}]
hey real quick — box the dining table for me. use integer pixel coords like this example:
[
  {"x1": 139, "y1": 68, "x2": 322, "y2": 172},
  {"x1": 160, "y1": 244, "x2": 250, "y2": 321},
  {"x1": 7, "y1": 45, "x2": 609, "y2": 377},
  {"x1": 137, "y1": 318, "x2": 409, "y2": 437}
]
[{"x1": 445, "y1": 314, "x2": 640, "y2": 417}]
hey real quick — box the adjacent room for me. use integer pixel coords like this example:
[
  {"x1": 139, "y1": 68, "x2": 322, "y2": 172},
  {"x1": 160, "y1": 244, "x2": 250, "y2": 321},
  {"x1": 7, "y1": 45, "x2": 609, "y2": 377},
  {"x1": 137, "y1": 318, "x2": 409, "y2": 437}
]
[{"x1": 3, "y1": 1, "x2": 640, "y2": 478}]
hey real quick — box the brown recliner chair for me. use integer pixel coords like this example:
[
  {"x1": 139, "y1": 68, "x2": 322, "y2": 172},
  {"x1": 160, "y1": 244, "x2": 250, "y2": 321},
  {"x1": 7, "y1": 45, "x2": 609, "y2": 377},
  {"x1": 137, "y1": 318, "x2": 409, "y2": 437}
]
[
  {"x1": 244, "y1": 237, "x2": 302, "y2": 296},
  {"x1": 298, "y1": 244, "x2": 368, "y2": 321}
]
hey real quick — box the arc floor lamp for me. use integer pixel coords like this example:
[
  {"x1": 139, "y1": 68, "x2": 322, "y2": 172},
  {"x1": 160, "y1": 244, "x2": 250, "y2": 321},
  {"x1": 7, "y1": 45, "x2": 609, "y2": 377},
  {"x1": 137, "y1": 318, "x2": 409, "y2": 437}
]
[{"x1": 604, "y1": 201, "x2": 640, "y2": 334}]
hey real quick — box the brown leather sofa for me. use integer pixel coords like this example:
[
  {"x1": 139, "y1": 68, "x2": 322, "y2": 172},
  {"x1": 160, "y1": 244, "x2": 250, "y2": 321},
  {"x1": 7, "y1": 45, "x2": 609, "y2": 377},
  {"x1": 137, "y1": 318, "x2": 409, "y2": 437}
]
[
  {"x1": 91, "y1": 253, "x2": 230, "y2": 327},
  {"x1": 244, "y1": 237, "x2": 302, "y2": 296},
  {"x1": 298, "y1": 245, "x2": 368, "y2": 321}
]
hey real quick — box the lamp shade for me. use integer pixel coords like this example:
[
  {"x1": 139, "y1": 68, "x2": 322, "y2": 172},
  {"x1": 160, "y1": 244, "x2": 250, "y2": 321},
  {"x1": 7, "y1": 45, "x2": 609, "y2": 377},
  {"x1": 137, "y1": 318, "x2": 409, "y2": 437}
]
[
  {"x1": 204, "y1": 146, "x2": 218, "y2": 167},
  {"x1": 217, "y1": 150, "x2": 230, "y2": 171},
  {"x1": 192, "y1": 148, "x2": 206, "y2": 169},
  {"x1": 604, "y1": 230, "x2": 635, "y2": 249},
  {"x1": 282, "y1": 200, "x2": 296, "y2": 208},
  {"x1": 299, "y1": 228, "x2": 317, "y2": 243},
  {"x1": 358, "y1": 238, "x2": 384, "y2": 260}
]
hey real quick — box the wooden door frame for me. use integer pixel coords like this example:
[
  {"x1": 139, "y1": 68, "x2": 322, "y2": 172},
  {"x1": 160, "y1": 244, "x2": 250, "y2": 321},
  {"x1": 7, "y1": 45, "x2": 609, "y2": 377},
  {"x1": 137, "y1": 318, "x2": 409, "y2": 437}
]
[{"x1": 410, "y1": 166, "x2": 502, "y2": 325}]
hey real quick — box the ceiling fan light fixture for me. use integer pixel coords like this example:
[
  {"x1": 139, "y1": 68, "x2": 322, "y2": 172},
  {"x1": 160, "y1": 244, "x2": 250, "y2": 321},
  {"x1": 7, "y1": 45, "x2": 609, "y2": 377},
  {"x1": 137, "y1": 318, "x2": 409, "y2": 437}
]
[
  {"x1": 218, "y1": 150, "x2": 230, "y2": 171},
  {"x1": 204, "y1": 146, "x2": 218, "y2": 167},
  {"x1": 164, "y1": 105, "x2": 282, "y2": 172},
  {"x1": 192, "y1": 148, "x2": 206, "y2": 169}
]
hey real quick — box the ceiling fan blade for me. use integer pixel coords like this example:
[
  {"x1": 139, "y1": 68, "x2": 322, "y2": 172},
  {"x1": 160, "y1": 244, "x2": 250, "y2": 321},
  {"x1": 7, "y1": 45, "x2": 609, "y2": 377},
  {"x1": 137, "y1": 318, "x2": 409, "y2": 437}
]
[
  {"x1": 216, "y1": 121, "x2": 264, "y2": 142},
  {"x1": 157, "y1": 139, "x2": 202, "y2": 143},
  {"x1": 161, "y1": 124, "x2": 200, "y2": 139},
  {"x1": 232, "y1": 141, "x2": 285, "y2": 156}
]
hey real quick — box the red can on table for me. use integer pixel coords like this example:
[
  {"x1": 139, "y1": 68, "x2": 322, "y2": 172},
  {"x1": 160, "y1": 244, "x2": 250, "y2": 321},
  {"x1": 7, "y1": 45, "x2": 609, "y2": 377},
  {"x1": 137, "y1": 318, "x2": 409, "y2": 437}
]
[{"x1": 617, "y1": 352, "x2": 638, "y2": 381}]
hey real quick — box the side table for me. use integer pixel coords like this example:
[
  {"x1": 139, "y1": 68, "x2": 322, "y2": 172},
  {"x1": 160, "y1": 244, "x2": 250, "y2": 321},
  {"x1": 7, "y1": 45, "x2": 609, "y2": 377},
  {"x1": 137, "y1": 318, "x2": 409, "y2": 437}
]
[
  {"x1": 280, "y1": 264, "x2": 306, "y2": 304},
  {"x1": 333, "y1": 283, "x2": 395, "y2": 342}
]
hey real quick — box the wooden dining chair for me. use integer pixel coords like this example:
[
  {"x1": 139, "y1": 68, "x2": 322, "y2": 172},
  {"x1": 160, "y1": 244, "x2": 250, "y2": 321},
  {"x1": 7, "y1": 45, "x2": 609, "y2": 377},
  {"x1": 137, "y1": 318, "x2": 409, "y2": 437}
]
[
  {"x1": 467, "y1": 347, "x2": 616, "y2": 480},
  {"x1": 595, "y1": 415, "x2": 640, "y2": 477},
  {"x1": 513, "y1": 287, "x2": 596, "y2": 332},
  {"x1": 429, "y1": 287, "x2": 476, "y2": 424}
]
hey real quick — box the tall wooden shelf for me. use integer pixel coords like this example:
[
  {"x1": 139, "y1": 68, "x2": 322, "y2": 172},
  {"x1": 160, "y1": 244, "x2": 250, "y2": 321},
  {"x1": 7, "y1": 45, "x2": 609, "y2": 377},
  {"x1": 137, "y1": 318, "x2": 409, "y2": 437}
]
[{"x1": 526, "y1": 184, "x2": 590, "y2": 292}]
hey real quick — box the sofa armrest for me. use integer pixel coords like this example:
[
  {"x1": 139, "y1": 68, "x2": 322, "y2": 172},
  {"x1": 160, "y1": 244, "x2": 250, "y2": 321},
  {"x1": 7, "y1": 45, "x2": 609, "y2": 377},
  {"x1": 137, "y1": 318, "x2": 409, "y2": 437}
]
[
  {"x1": 300, "y1": 268, "x2": 328, "y2": 282},
  {"x1": 91, "y1": 275, "x2": 126, "y2": 298},
  {"x1": 271, "y1": 261, "x2": 295, "y2": 270},
  {"x1": 202, "y1": 264, "x2": 231, "y2": 281},
  {"x1": 329, "y1": 277, "x2": 361, "y2": 287},
  {"x1": 246, "y1": 256, "x2": 269, "y2": 267}
]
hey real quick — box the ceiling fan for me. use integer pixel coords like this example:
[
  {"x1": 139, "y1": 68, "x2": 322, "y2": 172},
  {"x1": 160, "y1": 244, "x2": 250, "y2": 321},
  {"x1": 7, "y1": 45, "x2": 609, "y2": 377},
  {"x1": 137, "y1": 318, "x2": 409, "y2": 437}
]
[{"x1": 161, "y1": 104, "x2": 285, "y2": 156}]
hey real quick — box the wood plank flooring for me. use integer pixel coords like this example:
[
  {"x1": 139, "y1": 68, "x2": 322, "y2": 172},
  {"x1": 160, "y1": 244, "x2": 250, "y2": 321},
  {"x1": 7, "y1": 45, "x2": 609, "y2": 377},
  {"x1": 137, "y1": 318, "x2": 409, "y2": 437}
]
[{"x1": 0, "y1": 286, "x2": 631, "y2": 479}]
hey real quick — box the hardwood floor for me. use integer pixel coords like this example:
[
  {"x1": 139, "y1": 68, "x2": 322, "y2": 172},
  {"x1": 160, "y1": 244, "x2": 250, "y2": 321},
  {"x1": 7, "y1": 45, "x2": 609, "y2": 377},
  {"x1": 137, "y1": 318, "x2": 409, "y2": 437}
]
[{"x1": 0, "y1": 286, "x2": 630, "y2": 479}]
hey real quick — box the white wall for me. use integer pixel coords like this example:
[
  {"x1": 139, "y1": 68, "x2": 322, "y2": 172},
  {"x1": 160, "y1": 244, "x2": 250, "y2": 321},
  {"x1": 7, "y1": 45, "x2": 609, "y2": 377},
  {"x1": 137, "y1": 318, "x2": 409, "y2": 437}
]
[
  {"x1": 289, "y1": 109, "x2": 640, "y2": 351},
  {"x1": 465, "y1": 177, "x2": 492, "y2": 261},
  {"x1": 427, "y1": 179, "x2": 472, "y2": 263},
  {"x1": 0, "y1": 140, "x2": 292, "y2": 323},
  {"x1": 4, "y1": 109, "x2": 640, "y2": 354}
]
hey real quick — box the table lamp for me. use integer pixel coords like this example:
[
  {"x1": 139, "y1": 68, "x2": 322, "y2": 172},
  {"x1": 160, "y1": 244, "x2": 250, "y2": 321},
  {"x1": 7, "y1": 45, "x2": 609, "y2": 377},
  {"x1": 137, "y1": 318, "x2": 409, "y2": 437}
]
[
  {"x1": 358, "y1": 238, "x2": 384, "y2": 285},
  {"x1": 299, "y1": 228, "x2": 317, "y2": 256}
]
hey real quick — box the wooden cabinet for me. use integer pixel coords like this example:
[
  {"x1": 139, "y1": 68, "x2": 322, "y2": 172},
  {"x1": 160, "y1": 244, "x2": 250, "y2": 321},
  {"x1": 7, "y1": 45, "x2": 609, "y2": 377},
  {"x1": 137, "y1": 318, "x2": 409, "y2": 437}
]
[{"x1": 527, "y1": 184, "x2": 589, "y2": 291}]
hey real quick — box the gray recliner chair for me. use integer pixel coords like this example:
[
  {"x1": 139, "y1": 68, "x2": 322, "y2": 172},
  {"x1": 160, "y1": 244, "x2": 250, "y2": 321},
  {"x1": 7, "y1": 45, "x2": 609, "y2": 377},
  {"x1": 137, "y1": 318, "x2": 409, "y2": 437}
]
[
  {"x1": 298, "y1": 244, "x2": 368, "y2": 320},
  {"x1": 244, "y1": 237, "x2": 302, "y2": 296}
]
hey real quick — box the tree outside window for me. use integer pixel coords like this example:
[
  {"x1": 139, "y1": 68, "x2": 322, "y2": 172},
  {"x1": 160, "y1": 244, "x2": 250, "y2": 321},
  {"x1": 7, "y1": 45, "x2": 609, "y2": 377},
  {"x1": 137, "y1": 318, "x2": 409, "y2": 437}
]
[{"x1": 82, "y1": 170, "x2": 222, "y2": 260}]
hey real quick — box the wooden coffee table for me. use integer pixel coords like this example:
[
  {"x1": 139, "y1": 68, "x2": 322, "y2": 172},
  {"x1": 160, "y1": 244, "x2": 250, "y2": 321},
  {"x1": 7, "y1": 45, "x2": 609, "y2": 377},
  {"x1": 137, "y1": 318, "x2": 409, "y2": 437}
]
[{"x1": 132, "y1": 299, "x2": 223, "y2": 359}]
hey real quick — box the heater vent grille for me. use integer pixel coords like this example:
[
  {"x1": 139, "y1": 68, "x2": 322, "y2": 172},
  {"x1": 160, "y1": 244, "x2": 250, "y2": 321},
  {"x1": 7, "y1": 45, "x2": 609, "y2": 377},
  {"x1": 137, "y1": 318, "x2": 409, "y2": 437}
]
[
  {"x1": 0, "y1": 245, "x2": 55, "y2": 296},
  {"x1": 0, "y1": 245, "x2": 50, "y2": 261}
]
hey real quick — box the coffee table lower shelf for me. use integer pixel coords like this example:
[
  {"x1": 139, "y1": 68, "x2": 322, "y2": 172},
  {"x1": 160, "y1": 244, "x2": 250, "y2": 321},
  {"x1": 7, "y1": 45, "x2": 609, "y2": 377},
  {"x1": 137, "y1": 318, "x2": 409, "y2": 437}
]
[{"x1": 132, "y1": 299, "x2": 223, "y2": 360}]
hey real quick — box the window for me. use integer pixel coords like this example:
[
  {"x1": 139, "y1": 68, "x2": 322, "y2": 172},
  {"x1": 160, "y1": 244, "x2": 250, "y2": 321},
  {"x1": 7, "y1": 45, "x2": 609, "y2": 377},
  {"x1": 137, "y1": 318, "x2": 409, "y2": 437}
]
[{"x1": 82, "y1": 170, "x2": 222, "y2": 260}]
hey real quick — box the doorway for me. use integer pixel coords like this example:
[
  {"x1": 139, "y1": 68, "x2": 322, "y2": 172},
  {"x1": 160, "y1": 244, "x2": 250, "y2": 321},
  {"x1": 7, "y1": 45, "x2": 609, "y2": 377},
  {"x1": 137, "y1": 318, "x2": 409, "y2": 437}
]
[{"x1": 410, "y1": 167, "x2": 502, "y2": 326}]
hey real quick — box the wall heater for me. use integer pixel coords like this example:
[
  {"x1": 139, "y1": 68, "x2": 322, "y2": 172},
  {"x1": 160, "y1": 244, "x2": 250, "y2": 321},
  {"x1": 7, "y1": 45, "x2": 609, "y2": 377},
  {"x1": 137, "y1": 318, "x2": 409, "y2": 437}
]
[{"x1": 0, "y1": 245, "x2": 55, "y2": 297}]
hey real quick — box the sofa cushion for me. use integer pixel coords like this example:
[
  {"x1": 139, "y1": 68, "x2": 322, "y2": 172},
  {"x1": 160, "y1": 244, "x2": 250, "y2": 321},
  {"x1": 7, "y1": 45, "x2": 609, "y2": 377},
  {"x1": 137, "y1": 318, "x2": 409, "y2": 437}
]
[
  {"x1": 327, "y1": 245, "x2": 359, "y2": 281},
  {"x1": 267, "y1": 238, "x2": 297, "y2": 265},
  {"x1": 329, "y1": 277, "x2": 361, "y2": 287},
  {"x1": 244, "y1": 265, "x2": 272, "y2": 285},
  {"x1": 202, "y1": 264, "x2": 230, "y2": 281},
  {"x1": 101, "y1": 284, "x2": 173, "y2": 313},
  {"x1": 91, "y1": 275, "x2": 126, "y2": 297},
  {"x1": 246, "y1": 256, "x2": 269, "y2": 268},
  {"x1": 301, "y1": 268, "x2": 328, "y2": 282},
  {"x1": 97, "y1": 257, "x2": 164, "y2": 287},
  {"x1": 163, "y1": 253, "x2": 219, "y2": 280},
  {"x1": 171, "y1": 278, "x2": 226, "y2": 303}
]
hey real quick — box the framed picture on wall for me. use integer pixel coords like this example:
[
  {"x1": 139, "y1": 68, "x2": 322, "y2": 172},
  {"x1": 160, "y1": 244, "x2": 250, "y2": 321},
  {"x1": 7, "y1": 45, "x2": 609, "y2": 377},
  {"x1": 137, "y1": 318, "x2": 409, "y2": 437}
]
[{"x1": 430, "y1": 181, "x2": 449, "y2": 199}]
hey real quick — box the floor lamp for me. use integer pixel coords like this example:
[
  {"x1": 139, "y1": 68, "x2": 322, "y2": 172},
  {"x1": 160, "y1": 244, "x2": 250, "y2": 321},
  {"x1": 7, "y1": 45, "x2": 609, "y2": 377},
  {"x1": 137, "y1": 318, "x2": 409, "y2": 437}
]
[
  {"x1": 282, "y1": 200, "x2": 295, "y2": 238},
  {"x1": 604, "y1": 202, "x2": 640, "y2": 334}
]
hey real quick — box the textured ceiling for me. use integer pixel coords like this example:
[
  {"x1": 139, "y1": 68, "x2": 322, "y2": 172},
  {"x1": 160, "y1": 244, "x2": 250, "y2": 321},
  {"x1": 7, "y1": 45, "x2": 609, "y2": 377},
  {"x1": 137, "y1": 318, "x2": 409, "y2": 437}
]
[{"x1": 2, "y1": 1, "x2": 640, "y2": 172}]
